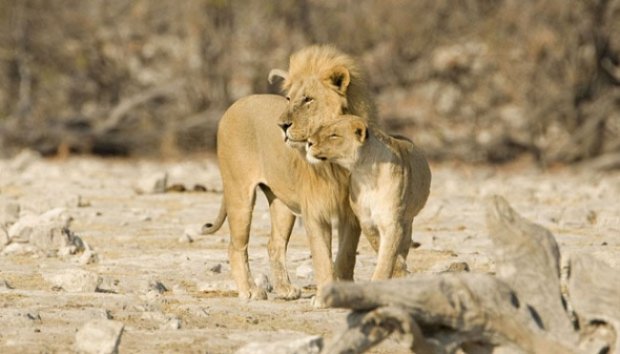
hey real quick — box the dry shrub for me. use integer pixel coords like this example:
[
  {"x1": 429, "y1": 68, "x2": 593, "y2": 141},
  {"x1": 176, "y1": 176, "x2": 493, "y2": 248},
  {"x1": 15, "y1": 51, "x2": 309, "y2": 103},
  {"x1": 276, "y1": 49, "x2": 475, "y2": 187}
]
[{"x1": 0, "y1": 0, "x2": 618, "y2": 166}]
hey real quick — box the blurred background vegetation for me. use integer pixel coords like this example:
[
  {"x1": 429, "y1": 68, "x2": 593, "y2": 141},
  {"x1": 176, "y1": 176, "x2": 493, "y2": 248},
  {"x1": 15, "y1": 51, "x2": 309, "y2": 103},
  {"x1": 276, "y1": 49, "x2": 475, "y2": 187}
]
[{"x1": 0, "y1": 0, "x2": 618, "y2": 167}]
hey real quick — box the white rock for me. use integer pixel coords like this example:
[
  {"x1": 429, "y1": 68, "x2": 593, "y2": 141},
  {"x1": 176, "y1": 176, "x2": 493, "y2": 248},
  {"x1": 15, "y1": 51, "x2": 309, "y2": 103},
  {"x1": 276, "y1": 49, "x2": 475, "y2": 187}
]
[
  {"x1": 1, "y1": 202, "x2": 20, "y2": 225},
  {"x1": 144, "y1": 280, "x2": 168, "y2": 294},
  {"x1": 1, "y1": 242, "x2": 37, "y2": 256},
  {"x1": 254, "y1": 273, "x2": 272, "y2": 293},
  {"x1": 197, "y1": 280, "x2": 234, "y2": 292},
  {"x1": 164, "y1": 317, "x2": 182, "y2": 330},
  {"x1": 235, "y1": 335, "x2": 323, "y2": 354},
  {"x1": 8, "y1": 208, "x2": 73, "y2": 246},
  {"x1": 0, "y1": 279, "x2": 13, "y2": 290},
  {"x1": 1, "y1": 226, "x2": 9, "y2": 247},
  {"x1": 296, "y1": 261, "x2": 314, "y2": 279},
  {"x1": 135, "y1": 172, "x2": 167, "y2": 194},
  {"x1": 79, "y1": 249, "x2": 99, "y2": 265},
  {"x1": 9, "y1": 149, "x2": 41, "y2": 172},
  {"x1": 75, "y1": 319, "x2": 124, "y2": 354},
  {"x1": 178, "y1": 233, "x2": 193, "y2": 244},
  {"x1": 43, "y1": 268, "x2": 101, "y2": 293}
]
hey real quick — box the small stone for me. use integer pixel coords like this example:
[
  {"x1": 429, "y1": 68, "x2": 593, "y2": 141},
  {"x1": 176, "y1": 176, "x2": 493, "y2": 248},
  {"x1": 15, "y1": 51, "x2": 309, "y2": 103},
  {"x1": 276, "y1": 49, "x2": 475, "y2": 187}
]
[
  {"x1": 1, "y1": 242, "x2": 36, "y2": 256},
  {"x1": 193, "y1": 184, "x2": 207, "y2": 192},
  {"x1": 145, "y1": 280, "x2": 168, "y2": 294},
  {"x1": 0, "y1": 279, "x2": 13, "y2": 290},
  {"x1": 197, "y1": 280, "x2": 234, "y2": 292},
  {"x1": 178, "y1": 233, "x2": 193, "y2": 244},
  {"x1": 164, "y1": 317, "x2": 182, "y2": 330},
  {"x1": 43, "y1": 268, "x2": 102, "y2": 293},
  {"x1": 74, "y1": 195, "x2": 91, "y2": 208},
  {"x1": 254, "y1": 273, "x2": 272, "y2": 293},
  {"x1": 235, "y1": 335, "x2": 323, "y2": 354},
  {"x1": 9, "y1": 149, "x2": 41, "y2": 172},
  {"x1": 445, "y1": 261, "x2": 470, "y2": 273},
  {"x1": 79, "y1": 249, "x2": 99, "y2": 265},
  {"x1": 207, "y1": 263, "x2": 222, "y2": 274},
  {"x1": 75, "y1": 319, "x2": 124, "y2": 354},
  {"x1": 296, "y1": 261, "x2": 314, "y2": 279},
  {"x1": 135, "y1": 172, "x2": 168, "y2": 194},
  {"x1": 1, "y1": 202, "x2": 20, "y2": 225},
  {"x1": 1, "y1": 226, "x2": 9, "y2": 246}
]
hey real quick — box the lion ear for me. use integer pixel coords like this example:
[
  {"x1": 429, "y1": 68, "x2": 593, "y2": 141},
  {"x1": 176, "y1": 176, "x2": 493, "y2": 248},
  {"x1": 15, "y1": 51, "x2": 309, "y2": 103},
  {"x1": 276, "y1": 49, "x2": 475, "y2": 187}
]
[
  {"x1": 326, "y1": 65, "x2": 351, "y2": 94},
  {"x1": 351, "y1": 119, "x2": 367, "y2": 143},
  {"x1": 268, "y1": 68, "x2": 289, "y2": 86}
]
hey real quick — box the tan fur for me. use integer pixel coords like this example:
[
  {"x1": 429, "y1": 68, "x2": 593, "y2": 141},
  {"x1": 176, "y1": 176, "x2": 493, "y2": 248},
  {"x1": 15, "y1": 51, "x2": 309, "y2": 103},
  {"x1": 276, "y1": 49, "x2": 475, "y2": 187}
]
[
  {"x1": 276, "y1": 45, "x2": 377, "y2": 148},
  {"x1": 204, "y1": 46, "x2": 377, "y2": 301},
  {"x1": 307, "y1": 115, "x2": 432, "y2": 280}
]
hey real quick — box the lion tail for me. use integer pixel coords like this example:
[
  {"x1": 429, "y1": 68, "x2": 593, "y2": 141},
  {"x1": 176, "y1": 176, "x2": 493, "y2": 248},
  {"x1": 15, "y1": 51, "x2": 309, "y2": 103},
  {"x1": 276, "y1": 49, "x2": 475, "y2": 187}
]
[{"x1": 201, "y1": 198, "x2": 227, "y2": 234}]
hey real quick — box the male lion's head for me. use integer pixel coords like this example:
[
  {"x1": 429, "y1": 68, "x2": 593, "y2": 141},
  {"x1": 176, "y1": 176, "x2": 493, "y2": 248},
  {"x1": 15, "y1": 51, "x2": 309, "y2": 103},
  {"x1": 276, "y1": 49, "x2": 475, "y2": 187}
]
[
  {"x1": 305, "y1": 115, "x2": 368, "y2": 169},
  {"x1": 269, "y1": 45, "x2": 376, "y2": 150}
]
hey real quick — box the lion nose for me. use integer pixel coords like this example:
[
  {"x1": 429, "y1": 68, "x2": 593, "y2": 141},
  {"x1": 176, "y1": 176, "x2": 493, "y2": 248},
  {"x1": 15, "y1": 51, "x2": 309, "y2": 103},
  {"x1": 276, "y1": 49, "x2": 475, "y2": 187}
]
[{"x1": 278, "y1": 122, "x2": 291, "y2": 133}]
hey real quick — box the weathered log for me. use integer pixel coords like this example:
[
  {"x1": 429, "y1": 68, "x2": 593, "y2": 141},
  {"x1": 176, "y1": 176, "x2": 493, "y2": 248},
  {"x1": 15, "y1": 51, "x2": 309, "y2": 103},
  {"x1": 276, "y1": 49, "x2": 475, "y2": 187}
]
[
  {"x1": 320, "y1": 195, "x2": 620, "y2": 353},
  {"x1": 322, "y1": 306, "x2": 437, "y2": 354},
  {"x1": 568, "y1": 253, "x2": 620, "y2": 354},
  {"x1": 320, "y1": 274, "x2": 578, "y2": 354},
  {"x1": 485, "y1": 195, "x2": 577, "y2": 342}
]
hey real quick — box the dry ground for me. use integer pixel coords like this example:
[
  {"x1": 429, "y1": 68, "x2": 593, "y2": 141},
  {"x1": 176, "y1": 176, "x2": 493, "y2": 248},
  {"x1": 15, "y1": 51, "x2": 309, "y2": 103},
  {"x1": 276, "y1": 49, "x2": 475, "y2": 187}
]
[{"x1": 0, "y1": 153, "x2": 619, "y2": 353}]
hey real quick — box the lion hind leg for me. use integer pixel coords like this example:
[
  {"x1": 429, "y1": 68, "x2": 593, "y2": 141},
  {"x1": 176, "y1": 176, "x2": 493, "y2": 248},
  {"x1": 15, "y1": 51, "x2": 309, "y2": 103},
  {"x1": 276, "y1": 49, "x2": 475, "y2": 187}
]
[
  {"x1": 371, "y1": 222, "x2": 409, "y2": 281},
  {"x1": 225, "y1": 186, "x2": 266, "y2": 300},
  {"x1": 267, "y1": 198, "x2": 301, "y2": 300}
]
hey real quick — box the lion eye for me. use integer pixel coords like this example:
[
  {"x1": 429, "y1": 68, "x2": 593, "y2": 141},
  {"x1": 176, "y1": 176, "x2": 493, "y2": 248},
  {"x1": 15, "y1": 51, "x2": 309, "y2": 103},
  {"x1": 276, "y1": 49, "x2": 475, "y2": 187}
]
[
  {"x1": 286, "y1": 96, "x2": 291, "y2": 102},
  {"x1": 303, "y1": 96, "x2": 313, "y2": 104}
]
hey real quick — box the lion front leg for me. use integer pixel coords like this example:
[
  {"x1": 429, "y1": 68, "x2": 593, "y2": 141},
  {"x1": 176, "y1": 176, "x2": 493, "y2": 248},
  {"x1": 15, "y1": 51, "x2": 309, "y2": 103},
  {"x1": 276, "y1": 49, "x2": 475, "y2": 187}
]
[
  {"x1": 303, "y1": 216, "x2": 335, "y2": 307},
  {"x1": 334, "y1": 215, "x2": 360, "y2": 281},
  {"x1": 267, "y1": 199, "x2": 302, "y2": 300}
]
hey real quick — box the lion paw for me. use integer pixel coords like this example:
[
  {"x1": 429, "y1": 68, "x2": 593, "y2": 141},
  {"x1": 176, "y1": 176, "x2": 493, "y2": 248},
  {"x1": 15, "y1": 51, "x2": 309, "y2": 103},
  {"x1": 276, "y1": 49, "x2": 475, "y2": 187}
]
[
  {"x1": 238, "y1": 287, "x2": 268, "y2": 301},
  {"x1": 274, "y1": 284, "x2": 302, "y2": 300},
  {"x1": 310, "y1": 295, "x2": 328, "y2": 309}
]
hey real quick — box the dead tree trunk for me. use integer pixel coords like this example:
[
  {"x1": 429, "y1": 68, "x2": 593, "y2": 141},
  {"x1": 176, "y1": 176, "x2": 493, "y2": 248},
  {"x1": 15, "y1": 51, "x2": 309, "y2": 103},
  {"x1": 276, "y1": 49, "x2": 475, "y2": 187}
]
[{"x1": 319, "y1": 195, "x2": 619, "y2": 354}]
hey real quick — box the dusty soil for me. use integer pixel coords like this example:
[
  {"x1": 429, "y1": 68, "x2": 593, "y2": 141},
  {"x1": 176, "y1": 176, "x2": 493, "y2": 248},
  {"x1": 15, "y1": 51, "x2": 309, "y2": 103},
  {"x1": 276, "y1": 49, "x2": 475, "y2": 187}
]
[{"x1": 1, "y1": 153, "x2": 619, "y2": 353}]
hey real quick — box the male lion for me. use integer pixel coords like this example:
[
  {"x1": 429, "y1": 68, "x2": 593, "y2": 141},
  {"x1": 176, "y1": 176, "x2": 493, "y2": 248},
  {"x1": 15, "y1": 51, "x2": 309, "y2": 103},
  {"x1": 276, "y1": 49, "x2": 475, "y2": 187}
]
[
  {"x1": 203, "y1": 45, "x2": 377, "y2": 300},
  {"x1": 306, "y1": 115, "x2": 431, "y2": 279}
]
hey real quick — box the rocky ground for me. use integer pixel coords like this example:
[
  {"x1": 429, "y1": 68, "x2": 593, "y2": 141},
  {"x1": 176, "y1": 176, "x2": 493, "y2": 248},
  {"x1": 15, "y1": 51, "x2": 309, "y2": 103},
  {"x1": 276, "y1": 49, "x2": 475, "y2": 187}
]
[{"x1": 0, "y1": 151, "x2": 619, "y2": 353}]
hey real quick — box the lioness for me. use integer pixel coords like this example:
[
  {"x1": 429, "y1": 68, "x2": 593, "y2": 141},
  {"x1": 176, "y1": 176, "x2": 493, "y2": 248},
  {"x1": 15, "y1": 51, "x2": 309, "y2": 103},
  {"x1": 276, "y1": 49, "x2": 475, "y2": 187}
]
[
  {"x1": 306, "y1": 115, "x2": 431, "y2": 279},
  {"x1": 204, "y1": 46, "x2": 377, "y2": 300}
]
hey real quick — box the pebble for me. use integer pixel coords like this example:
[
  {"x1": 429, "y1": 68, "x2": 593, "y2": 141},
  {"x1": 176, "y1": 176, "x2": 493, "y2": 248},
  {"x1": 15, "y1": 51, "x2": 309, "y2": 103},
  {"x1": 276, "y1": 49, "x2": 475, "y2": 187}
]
[
  {"x1": 1, "y1": 242, "x2": 36, "y2": 256},
  {"x1": 9, "y1": 149, "x2": 41, "y2": 172},
  {"x1": 1, "y1": 202, "x2": 20, "y2": 225},
  {"x1": 207, "y1": 263, "x2": 222, "y2": 274},
  {"x1": 79, "y1": 248, "x2": 99, "y2": 265},
  {"x1": 0, "y1": 279, "x2": 13, "y2": 290},
  {"x1": 43, "y1": 268, "x2": 102, "y2": 293},
  {"x1": 178, "y1": 233, "x2": 194, "y2": 244},
  {"x1": 75, "y1": 319, "x2": 124, "y2": 354},
  {"x1": 197, "y1": 280, "x2": 234, "y2": 292},
  {"x1": 254, "y1": 273, "x2": 272, "y2": 293},
  {"x1": 145, "y1": 280, "x2": 168, "y2": 294},
  {"x1": 135, "y1": 172, "x2": 168, "y2": 194},
  {"x1": 235, "y1": 335, "x2": 323, "y2": 354},
  {"x1": 444, "y1": 261, "x2": 471, "y2": 273},
  {"x1": 296, "y1": 261, "x2": 314, "y2": 279}
]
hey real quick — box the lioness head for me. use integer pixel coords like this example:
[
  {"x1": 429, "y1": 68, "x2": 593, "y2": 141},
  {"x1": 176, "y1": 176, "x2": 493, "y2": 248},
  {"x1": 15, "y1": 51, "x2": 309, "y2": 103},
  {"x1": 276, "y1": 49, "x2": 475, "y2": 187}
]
[
  {"x1": 306, "y1": 115, "x2": 368, "y2": 168},
  {"x1": 269, "y1": 45, "x2": 374, "y2": 150}
]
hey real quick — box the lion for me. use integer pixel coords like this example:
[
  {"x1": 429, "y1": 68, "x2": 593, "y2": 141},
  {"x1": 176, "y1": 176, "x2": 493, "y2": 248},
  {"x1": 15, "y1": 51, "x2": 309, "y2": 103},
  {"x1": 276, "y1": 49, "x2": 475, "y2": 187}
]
[
  {"x1": 306, "y1": 115, "x2": 431, "y2": 280},
  {"x1": 203, "y1": 45, "x2": 377, "y2": 301},
  {"x1": 271, "y1": 45, "x2": 377, "y2": 148}
]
